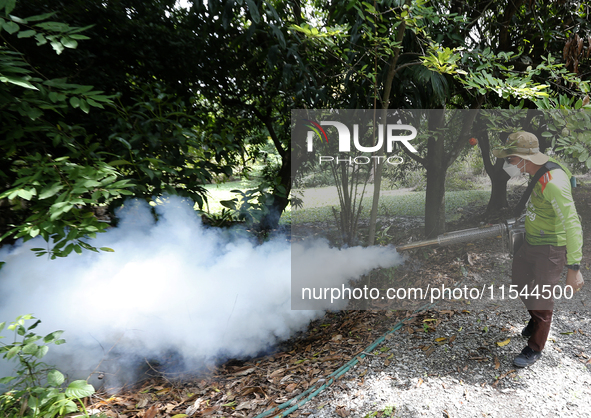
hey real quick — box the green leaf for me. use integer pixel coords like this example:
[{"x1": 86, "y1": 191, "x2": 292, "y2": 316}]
[
  {"x1": 16, "y1": 188, "x2": 36, "y2": 200},
  {"x1": 0, "y1": 75, "x2": 38, "y2": 90},
  {"x1": 35, "y1": 345, "x2": 48, "y2": 358},
  {"x1": 35, "y1": 32, "x2": 47, "y2": 45},
  {"x1": 0, "y1": 321, "x2": 5, "y2": 334},
  {"x1": 47, "y1": 369, "x2": 65, "y2": 386},
  {"x1": 69, "y1": 96, "x2": 80, "y2": 108},
  {"x1": 17, "y1": 29, "x2": 36, "y2": 38},
  {"x1": 68, "y1": 34, "x2": 90, "y2": 40},
  {"x1": 50, "y1": 40, "x2": 65, "y2": 54},
  {"x1": 22, "y1": 342, "x2": 39, "y2": 355},
  {"x1": 79, "y1": 99, "x2": 89, "y2": 113},
  {"x1": 2, "y1": 20, "x2": 19, "y2": 34},
  {"x1": 99, "y1": 247, "x2": 115, "y2": 252},
  {"x1": 34, "y1": 21, "x2": 69, "y2": 31},
  {"x1": 39, "y1": 183, "x2": 64, "y2": 200},
  {"x1": 1, "y1": 0, "x2": 17, "y2": 14},
  {"x1": 65, "y1": 380, "x2": 95, "y2": 398},
  {"x1": 0, "y1": 376, "x2": 16, "y2": 385},
  {"x1": 245, "y1": 0, "x2": 260, "y2": 23},
  {"x1": 44, "y1": 330, "x2": 64, "y2": 343},
  {"x1": 60, "y1": 36, "x2": 77, "y2": 49},
  {"x1": 108, "y1": 159, "x2": 131, "y2": 166},
  {"x1": 25, "y1": 11, "x2": 57, "y2": 22},
  {"x1": 6, "y1": 345, "x2": 21, "y2": 360},
  {"x1": 26, "y1": 106, "x2": 43, "y2": 119}
]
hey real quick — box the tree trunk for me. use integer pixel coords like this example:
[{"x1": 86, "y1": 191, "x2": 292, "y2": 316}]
[
  {"x1": 476, "y1": 126, "x2": 510, "y2": 215},
  {"x1": 485, "y1": 159, "x2": 510, "y2": 214},
  {"x1": 260, "y1": 152, "x2": 291, "y2": 231},
  {"x1": 424, "y1": 160, "x2": 447, "y2": 237},
  {"x1": 367, "y1": 0, "x2": 411, "y2": 246},
  {"x1": 424, "y1": 110, "x2": 447, "y2": 238}
]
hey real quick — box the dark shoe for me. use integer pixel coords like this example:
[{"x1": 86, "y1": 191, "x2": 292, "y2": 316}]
[
  {"x1": 521, "y1": 321, "x2": 534, "y2": 338},
  {"x1": 513, "y1": 346, "x2": 542, "y2": 367}
]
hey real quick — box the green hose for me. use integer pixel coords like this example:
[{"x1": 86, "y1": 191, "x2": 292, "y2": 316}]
[{"x1": 253, "y1": 301, "x2": 435, "y2": 418}]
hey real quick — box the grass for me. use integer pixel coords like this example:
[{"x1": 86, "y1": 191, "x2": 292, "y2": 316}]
[
  {"x1": 201, "y1": 159, "x2": 492, "y2": 225},
  {"x1": 203, "y1": 180, "x2": 490, "y2": 225},
  {"x1": 291, "y1": 188, "x2": 490, "y2": 223}
]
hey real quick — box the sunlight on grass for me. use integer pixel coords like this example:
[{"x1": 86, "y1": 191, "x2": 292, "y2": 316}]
[
  {"x1": 291, "y1": 189, "x2": 490, "y2": 223},
  {"x1": 203, "y1": 183, "x2": 490, "y2": 225}
]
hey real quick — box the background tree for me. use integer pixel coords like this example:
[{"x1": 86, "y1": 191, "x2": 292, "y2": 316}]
[
  {"x1": 450, "y1": 0, "x2": 591, "y2": 214},
  {"x1": 296, "y1": 0, "x2": 570, "y2": 238}
]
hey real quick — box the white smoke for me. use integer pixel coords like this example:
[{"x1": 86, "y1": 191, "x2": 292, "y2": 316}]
[{"x1": 0, "y1": 196, "x2": 402, "y2": 387}]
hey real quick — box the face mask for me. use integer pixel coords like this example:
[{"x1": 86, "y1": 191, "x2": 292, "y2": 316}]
[{"x1": 503, "y1": 160, "x2": 524, "y2": 178}]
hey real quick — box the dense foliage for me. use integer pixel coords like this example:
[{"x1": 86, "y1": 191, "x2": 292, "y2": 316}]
[{"x1": 2, "y1": 0, "x2": 590, "y2": 248}]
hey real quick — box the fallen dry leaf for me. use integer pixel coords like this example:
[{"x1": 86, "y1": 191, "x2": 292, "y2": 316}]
[
  {"x1": 235, "y1": 400, "x2": 253, "y2": 411},
  {"x1": 136, "y1": 394, "x2": 150, "y2": 409},
  {"x1": 496, "y1": 338, "x2": 511, "y2": 347},
  {"x1": 493, "y1": 369, "x2": 516, "y2": 387},
  {"x1": 494, "y1": 356, "x2": 500, "y2": 370},
  {"x1": 240, "y1": 386, "x2": 265, "y2": 397},
  {"x1": 336, "y1": 406, "x2": 350, "y2": 417},
  {"x1": 199, "y1": 406, "x2": 221, "y2": 416},
  {"x1": 144, "y1": 405, "x2": 159, "y2": 418},
  {"x1": 416, "y1": 378, "x2": 423, "y2": 388},
  {"x1": 233, "y1": 367, "x2": 256, "y2": 376},
  {"x1": 269, "y1": 369, "x2": 285, "y2": 379}
]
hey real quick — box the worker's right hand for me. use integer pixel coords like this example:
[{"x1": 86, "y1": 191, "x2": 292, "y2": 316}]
[{"x1": 566, "y1": 268, "x2": 584, "y2": 292}]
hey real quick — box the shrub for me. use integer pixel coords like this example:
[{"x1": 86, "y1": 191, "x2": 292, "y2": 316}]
[{"x1": 0, "y1": 315, "x2": 99, "y2": 418}]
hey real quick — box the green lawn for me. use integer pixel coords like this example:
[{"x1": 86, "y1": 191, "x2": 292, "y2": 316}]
[
  {"x1": 291, "y1": 187, "x2": 490, "y2": 223},
  {"x1": 203, "y1": 181, "x2": 490, "y2": 225}
]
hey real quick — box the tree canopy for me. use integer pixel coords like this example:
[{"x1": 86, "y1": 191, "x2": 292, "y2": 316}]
[{"x1": 1, "y1": 0, "x2": 590, "y2": 253}]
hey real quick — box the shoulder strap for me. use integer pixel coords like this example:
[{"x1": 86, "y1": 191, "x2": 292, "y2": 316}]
[{"x1": 513, "y1": 162, "x2": 561, "y2": 217}]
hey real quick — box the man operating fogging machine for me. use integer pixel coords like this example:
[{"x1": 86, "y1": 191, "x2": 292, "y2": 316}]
[{"x1": 493, "y1": 131, "x2": 584, "y2": 368}]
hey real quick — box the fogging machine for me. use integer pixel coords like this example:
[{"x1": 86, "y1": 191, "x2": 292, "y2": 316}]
[{"x1": 396, "y1": 218, "x2": 525, "y2": 255}]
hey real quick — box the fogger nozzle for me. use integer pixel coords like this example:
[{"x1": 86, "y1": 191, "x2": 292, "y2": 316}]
[{"x1": 396, "y1": 220, "x2": 521, "y2": 253}]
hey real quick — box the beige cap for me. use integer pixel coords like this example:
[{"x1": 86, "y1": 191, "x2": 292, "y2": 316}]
[{"x1": 492, "y1": 131, "x2": 549, "y2": 165}]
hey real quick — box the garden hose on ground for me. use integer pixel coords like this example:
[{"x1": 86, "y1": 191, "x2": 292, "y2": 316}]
[{"x1": 253, "y1": 301, "x2": 437, "y2": 418}]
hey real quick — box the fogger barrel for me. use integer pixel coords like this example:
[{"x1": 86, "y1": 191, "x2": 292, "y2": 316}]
[{"x1": 396, "y1": 219, "x2": 524, "y2": 255}]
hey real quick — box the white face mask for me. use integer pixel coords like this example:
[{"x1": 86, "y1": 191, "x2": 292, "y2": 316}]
[{"x1": 503, "y1": 159, "x2": 525, "y2": 178}]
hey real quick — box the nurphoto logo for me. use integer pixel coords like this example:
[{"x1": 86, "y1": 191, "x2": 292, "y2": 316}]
[{"x1": 303, "y1": 119, "x2": 417, "y2": 165}]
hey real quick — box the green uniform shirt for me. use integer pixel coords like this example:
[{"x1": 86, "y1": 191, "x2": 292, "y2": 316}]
[{"x1": 524, "y1": 166, "x2": 583, "y2": 265}]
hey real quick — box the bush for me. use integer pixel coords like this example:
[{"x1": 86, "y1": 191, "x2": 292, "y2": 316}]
[{"x1": 0, "y1": 315, "x2": 99, "y2": 418}]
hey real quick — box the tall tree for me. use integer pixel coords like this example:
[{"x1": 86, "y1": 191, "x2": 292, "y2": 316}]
[{"x1": 296, "y1": 0, "x2": 563, "y2": 238}]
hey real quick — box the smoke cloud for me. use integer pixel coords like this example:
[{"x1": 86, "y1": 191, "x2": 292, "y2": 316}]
[{"x1": 0, "y1": 196, "x2": 402, "y2": 388}]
